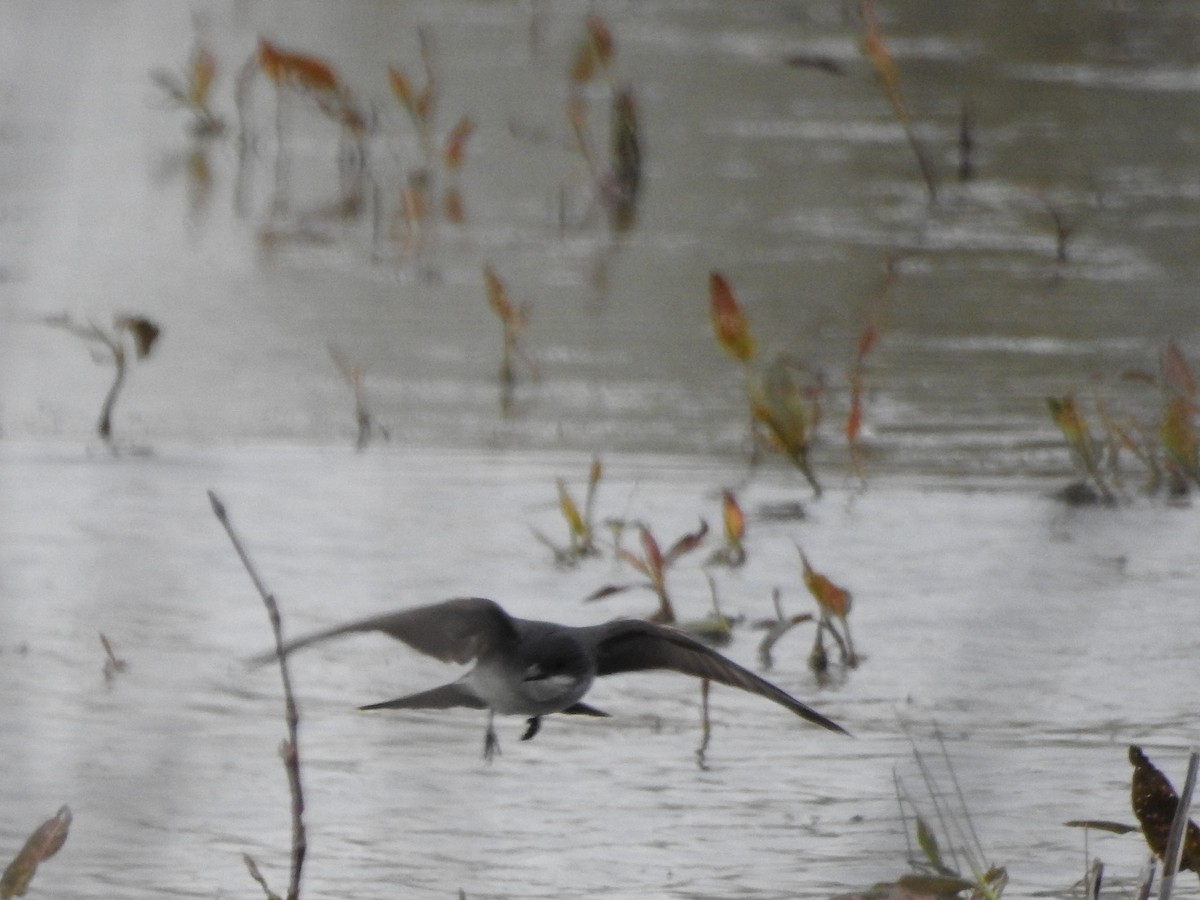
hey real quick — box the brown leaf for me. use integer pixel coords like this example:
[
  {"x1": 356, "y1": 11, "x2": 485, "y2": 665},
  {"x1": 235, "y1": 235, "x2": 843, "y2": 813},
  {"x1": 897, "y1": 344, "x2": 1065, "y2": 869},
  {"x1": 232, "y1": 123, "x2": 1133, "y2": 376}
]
[
  {"x1": 258, "y1": 38, "x2": 338, "y2": 93},
  {"x1": 1130, "y1": 744, "x2": 1200, "y2": 872},
  {"x1": 483, "y1": 264, "x2": 515, "y2": 323},
  {"x1": 388, "y1": 65, "x2": 416, "y2": 113},
  {"x1": 665, "y1": 519, "x2": 708, "y2": 565},
  {"x1": 638, "y1": 527, "x2": 664, "y2": 575},
  {"x1": 582, "y1": 583, "x2": 634, "y2": 603},
  {"x1": 1063, "y1": 819, "x2": 1140, "y2": 835},
  {"x1": 443, "y1": 115, "x2": 476, "y2": 171},
  {"x1": 799, "y1": 549, "x2": 852, "y2": 620},
  {"x1": 117, "y1": 316, "x2": 160, "y2": 359},
  {"x1": 1, "y1": 806, "x2": 71, "y2": 899}
]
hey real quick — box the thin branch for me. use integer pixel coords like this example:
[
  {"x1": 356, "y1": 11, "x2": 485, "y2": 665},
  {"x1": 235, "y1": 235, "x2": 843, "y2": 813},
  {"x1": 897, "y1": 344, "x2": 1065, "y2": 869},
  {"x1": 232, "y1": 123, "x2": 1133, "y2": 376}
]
[{"x1": 209, "y1": 490, "x2": 307, "y2": 900}]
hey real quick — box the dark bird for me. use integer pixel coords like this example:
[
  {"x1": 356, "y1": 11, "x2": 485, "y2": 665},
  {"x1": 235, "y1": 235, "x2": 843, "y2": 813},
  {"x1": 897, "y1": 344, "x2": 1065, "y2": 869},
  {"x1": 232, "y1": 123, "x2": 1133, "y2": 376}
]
[{"x1": 253, "y1": 597, "x2": 847, "y2": 760}]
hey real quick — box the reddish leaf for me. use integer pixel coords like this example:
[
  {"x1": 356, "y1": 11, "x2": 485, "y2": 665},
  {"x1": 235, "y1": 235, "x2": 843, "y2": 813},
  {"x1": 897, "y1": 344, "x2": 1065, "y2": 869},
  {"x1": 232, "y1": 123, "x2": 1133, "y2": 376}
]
[
  {"x1": 665, "y1": 519, "x2": 708, "y2": 565},
  {"x1": 483, "y1": 264, "x2": 515, "y2": 323},
  {"x1": 846, "y1": 374, "x2": 865, "y2": 446},
  {"x1": 799, "y1": 549, "x2": 852, "y2": 620},
  {"x1": 568, "y1": 13, "x2": 614, "y2": 84},
  {"x1": 859, "y1": 1, "x2": 906, "y2": 121},
  {"x1": 387, "y1": 65, "x2": 416, "y2": 111},
  {"x1": 583, "y1": 583, "x2": 635, "y2": 603},
  {"x1": 709, "y1": 272, "x2": 756, "y2": 364},
  {"x1": 258, "y1": 38, "x2": 338, "y2": 93},
  {"x1": 443, "y1": 115, "x2": 475, "y2": 171},
  {"x1": 854, "y1": 321, "x2": 879, "y2": 366},
  {"x1": 638, "y1": 527, "x2": 664, "y2": 576}
]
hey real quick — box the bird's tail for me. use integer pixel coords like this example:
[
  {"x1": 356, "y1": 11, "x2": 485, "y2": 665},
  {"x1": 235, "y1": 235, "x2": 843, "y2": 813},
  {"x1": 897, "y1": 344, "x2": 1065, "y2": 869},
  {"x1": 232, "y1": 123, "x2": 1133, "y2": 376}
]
[{"x1": 359, "y1": 681, "x2": 488, "y2": 711}]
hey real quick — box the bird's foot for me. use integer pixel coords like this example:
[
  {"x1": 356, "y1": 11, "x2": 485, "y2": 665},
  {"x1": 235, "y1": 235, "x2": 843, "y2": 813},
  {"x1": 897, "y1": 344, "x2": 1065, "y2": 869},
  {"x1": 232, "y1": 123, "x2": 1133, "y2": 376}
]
[
  {"x1": 483, "y1": 725, "x2": 502, "y2": 763},
  {"x1": 521, "y1": 716, "x2": 542, "y2": 742}
]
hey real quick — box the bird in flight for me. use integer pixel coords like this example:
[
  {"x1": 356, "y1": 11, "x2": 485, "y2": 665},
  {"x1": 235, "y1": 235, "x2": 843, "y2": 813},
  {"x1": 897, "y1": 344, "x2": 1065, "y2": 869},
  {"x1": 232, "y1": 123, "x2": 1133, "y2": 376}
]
[{"x1": 253, "y1": 597, "x2": 847, "y2": 760}]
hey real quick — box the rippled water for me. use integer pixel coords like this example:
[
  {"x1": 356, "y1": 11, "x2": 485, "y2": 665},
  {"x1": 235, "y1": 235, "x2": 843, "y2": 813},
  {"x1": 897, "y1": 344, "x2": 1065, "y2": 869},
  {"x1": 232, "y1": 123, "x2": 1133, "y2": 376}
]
[{"x1": 2, "y1": 2, "x2": 1200, "y2": 898}]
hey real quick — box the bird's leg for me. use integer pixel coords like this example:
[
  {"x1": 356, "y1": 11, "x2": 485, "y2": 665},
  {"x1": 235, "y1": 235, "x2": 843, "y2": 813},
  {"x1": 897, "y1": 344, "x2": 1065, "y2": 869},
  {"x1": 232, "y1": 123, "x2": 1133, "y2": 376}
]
[
  {"x1": 482, "y1": 709, "x2": 501, "y2": 763},
  {"x1": 520, "y1": 716, "x2": 542, "y2": 742}
]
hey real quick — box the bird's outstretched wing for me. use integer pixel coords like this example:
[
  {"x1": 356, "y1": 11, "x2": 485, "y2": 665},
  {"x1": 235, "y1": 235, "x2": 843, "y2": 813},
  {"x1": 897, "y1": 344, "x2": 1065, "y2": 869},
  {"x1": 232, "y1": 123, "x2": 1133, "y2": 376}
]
[
  {"x1": 359, "y1": 682, "x2": 488, "y2": 711},
  {"x1": 248, "y1": 597, "x2": 517, "y2": 666},
  {"x1": 587, "y1": 619, "x2": 848, "y2": 735}
]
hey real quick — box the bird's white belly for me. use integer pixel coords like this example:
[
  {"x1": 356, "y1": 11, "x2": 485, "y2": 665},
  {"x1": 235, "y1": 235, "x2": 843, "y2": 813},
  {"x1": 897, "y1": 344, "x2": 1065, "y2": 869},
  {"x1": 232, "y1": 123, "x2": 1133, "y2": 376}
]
[{"x1": 466, "y1": 662, "x2": 590, "y2": 716}]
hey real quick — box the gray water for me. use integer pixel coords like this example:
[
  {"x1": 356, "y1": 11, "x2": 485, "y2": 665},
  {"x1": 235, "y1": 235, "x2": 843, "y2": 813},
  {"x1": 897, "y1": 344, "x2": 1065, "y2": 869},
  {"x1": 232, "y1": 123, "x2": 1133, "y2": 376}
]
[{"x1": 2, "y1": 2, "x2": 1199, "y2": 898}]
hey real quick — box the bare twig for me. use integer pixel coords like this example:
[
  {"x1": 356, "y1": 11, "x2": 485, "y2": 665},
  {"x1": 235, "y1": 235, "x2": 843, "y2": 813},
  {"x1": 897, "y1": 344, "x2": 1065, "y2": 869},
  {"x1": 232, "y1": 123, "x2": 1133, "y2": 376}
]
[
  {"x1": 209, "y1": 490, "x2": 307, "y2": 900},
  {"x1": 694, "y1": 678, "x2": 711, "y2": 770}
]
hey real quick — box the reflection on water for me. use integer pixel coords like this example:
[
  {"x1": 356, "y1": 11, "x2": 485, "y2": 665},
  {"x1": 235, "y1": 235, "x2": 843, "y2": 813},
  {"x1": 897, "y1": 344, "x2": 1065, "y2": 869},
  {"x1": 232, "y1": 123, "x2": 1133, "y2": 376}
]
[{"x1": 2, "y1": 2, "x2": 1200, "y2": 898}]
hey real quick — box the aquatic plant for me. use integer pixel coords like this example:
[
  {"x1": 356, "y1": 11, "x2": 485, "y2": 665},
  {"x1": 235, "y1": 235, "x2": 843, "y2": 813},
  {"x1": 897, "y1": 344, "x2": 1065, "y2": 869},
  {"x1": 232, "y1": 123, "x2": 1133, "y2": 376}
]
[
  {"x1": 532, "y1": 457, "x2": 603, "y2": 566},
  {"x1": 887, "y1": 725, "x2": 1007, "y2": 900},
  {"x1": 562, "y1": 15, "x2": 642, "y2": 233},
  {"x1": 255, "y1": 38, "x2": 366, "y2": 137},
  {"x1": 709, "y1": 271, "x2": 756, "y2": 367},
  {"x1": 1046, "y1": 393, "x2": 1118, "y2": 503},
  {"x1": 1033, "y1": 187, "x2": 1073, "y2": 264},
  {"x1": 1048, "y1": 342, "x2": 1200, "y2": 503},
  {"x1": 585, "y1": 520, "x2": 709, "y2": 623},
  {"x1": 753, "y1": 588, "x2": 815, "y2": 670},
  {"x1": 389, "y1": 29, "x2": 477, "y2": 229},
  {"x1": 151, "y1": 42, "x2": 224, "y2": 136},
  {"x1": 328, "y1": 343, "x2": 388, "y2": 452},
  {"x1": 44, "y1": 312, "x2": 161, "y2": 445},
  {"x1": 100, "y1": 632, "x2": 128, "y2": 684},
  {"x1": 708, "y1": 271, "x2": 825, "y2": 495},
  {"x1": 705, "y1": 489, "x2": 747, "y2": 568},
  {"x1": 483, "y1": 263, "x2": 535, "y2": 391},
  {"x1": 798, "y1": 547, "x2": 858, "y2": 672},
  {"x1": 209, "y1": 491, "x2": 307, "y2": 900},
  {"x1": 237, "y1": 37, "x2": 368, "y2": 229},
  {"x1": 0, "y1": 806, "x2": 71, "y2": 900},
  {"x1": 748, "y1": 354, "x2": 826, "y2": 497},
  {"x1": 858, "y1": 0, "x2": 938, "y2": 202}
]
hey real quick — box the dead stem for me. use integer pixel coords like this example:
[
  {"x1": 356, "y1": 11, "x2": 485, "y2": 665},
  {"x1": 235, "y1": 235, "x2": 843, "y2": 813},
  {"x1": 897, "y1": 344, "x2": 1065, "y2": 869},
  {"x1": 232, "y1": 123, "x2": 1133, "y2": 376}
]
[{"x1": 209, "y1": 490, "x2": 307, "y2": 900}]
